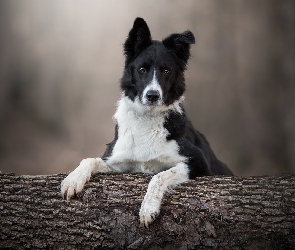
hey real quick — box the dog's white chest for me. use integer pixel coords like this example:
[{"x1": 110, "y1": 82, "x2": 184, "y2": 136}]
[
  {"x1": 105, "y1": 97, "x2": 185, "y2": 172},
  {"x1": 117, "y1": 111, "x2": 168, "y2": 161}
]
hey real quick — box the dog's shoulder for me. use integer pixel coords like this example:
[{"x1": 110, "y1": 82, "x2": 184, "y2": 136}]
[{"x1": 164, "y1": 106, "x2": 186, "y2": 141}]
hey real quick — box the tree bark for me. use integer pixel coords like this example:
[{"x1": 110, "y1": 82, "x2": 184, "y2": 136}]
[{"x1": 0, "y1": 173, "x2": 294, "y2": 249}]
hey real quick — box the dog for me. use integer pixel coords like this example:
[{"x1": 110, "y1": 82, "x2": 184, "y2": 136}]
[{"x1": 61, "y1": 17, "x2": 233, "y2": 227}]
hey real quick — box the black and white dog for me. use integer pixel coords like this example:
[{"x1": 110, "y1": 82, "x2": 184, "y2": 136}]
[{"x1": 61, "y1": 17, "x2": 233, "y2": 227}]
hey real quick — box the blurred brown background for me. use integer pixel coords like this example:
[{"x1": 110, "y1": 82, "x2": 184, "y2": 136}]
[{"x1": 0, "y1": 0, "x2": 294, "y2": 176}]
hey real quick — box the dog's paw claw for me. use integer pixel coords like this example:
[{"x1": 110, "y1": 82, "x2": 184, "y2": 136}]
[
  {"x1": 139, "y1": 206, "x2": 160, "y2": 228},
  {"x1": 151, "y1": 212, "x2": 159, "y2": 221}
]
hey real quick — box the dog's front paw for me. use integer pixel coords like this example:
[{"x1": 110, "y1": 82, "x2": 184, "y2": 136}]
[
  {"x1": 61, "y1": 159, "x2": 93, "y2": 200},
  {"x1": 61, "y1": 172, "x2": 86, "y2": 200},
  {"x1": 139, "y1": 196, "x2": 161, "y2": 227}
]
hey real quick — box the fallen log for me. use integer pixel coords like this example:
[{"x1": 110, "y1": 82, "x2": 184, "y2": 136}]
[{"x1": 0, "y1": 173, "x2": 294, "y2": 249}]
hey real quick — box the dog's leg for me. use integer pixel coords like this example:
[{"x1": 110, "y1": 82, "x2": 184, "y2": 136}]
[
  {"x1": 61, "y1": 158, "x2": 111, "y2": 200},
  {"x1": 139, "y1": 162, "x2": 189, "y2": 227}
]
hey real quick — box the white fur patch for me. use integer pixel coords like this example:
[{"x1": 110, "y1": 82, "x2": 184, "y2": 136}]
[
  {"x1": 139, "y1": 162, "x2": 190, "y2": 227},
  {"x1": 142, "y1": 69, "x2": 163, "y2": 105},
  {"x1": 106, "y1": 96, "x2": 186, "y2": 173}
]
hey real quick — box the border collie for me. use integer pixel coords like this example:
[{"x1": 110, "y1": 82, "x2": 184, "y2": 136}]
[{"x1": 61, "y1": 17, "x2": 233, "y2": 227}]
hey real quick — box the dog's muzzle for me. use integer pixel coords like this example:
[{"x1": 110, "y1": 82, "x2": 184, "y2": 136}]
[{"x1": 146, "y1": 90, "x2": 161, "y2": 104}]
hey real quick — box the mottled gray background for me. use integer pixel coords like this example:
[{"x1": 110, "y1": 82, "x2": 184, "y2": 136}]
[{"x1": 0, "y1": 0, "x2": 294, "y2": 175}]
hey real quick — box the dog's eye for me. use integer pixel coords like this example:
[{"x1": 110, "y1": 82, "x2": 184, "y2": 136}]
[
  {"x1": 163, "y1": 69, "x2": 171, "y2": 75},
  {"x1": 138, "y1": 67, "x2": 147, "y2": 73}
]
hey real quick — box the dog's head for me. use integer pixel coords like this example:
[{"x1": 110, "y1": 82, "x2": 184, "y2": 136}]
[{"x1": 121, "y1": 18, "x2": 195, "y2": 107}]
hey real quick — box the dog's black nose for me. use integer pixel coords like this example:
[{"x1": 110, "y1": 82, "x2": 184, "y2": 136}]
[{"x1": 146, "y1": 90, "x2": 160, "y2": 103}]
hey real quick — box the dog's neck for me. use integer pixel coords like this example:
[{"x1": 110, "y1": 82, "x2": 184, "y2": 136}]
[{"x1": 114, "y1": 94, "x2": 184, "y2": 120}]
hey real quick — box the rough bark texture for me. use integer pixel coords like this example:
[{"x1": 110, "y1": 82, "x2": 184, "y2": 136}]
[{"x1": 0, "y1": 173, "x2": 294, "y2": 249}]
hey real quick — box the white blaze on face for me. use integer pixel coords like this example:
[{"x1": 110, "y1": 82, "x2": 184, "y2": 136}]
[{"x1": 142, "y1": 69, "x2": 163, "y2": 105}]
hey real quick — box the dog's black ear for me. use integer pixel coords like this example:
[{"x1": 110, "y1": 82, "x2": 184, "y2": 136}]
[
  {"x1": 124, "y1": 17, "x2": 152, "y2": 65},
  {"x1": 162, "y1": 31, "x2": 195, "y2": 66}
]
